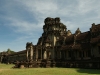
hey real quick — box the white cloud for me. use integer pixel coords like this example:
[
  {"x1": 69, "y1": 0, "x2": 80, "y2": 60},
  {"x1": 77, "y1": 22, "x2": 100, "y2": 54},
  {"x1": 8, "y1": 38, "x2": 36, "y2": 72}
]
[
  {"x1": 17, "y1": 0, "x2": 58, "y2": 18},
  {"x1": 5, "y1": 0, "x2": 100, "y2": 35},
  {"x1": 2, "y1": 0, "x2": 100, "y2": 34},
  {"x1": 5, "y1": 0, "x2": 100, "y2": 32},
  {"x1": 1, "y1": 0, "x2": 100, "y2": 51}
]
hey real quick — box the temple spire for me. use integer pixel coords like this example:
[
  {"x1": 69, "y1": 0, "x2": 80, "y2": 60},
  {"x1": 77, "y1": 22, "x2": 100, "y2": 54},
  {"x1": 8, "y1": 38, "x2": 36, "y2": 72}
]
[
  {"x1": 75, "y1": 28, "x2": 81, "y2": 35},
  {"x1": 66, "y1": 30, "x2": 72, "y2": 36}
]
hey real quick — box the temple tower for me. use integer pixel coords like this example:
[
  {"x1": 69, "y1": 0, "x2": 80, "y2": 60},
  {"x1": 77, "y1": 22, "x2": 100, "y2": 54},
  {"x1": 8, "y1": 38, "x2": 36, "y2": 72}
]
[{"x1": 42, "y1": 17, "x2": 67, "y2": 60}]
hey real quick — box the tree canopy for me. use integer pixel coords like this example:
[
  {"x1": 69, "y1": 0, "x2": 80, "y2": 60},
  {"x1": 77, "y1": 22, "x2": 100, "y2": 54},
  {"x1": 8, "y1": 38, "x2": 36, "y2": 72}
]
[{"x1": 7, "y1": 48, "x2": 15, "y2": 54}]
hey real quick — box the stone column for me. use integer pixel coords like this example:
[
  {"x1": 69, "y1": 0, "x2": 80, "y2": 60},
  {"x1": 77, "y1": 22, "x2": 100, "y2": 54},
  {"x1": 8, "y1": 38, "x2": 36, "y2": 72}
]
[
  {"x1": 60, "y1": 51, "x2": 61, "y2": 59},
  {"x1": 43, "y1": 50, "x2": 47, "y2": 59},
  {"x1": 41, "y1": 49, "x2": 42, "y2": 59},
  {"x1": 0, "y1": 56, "x2": 2, "y2": 63},
  {"x1": 30, "y1": 46, "x2": 33, "y2": 60},
  {"x1": 84, "y1": 51, "x2": 86, "y2": 57},
  {"x1": 81, "y1": 51, "x2": 83, "y2": 59},
  {"x1": 49, "y1": 51, "x2": 51, "y2": 59},
  {"x1": 26, "y1": 48, "x2": 28, "y2": 61},
  {"x1": 66, "y1": 51, "x2": 68, "y2": 58},
  {"x1": 36, "y1": 49, "x2": 38, "y2": 61}
]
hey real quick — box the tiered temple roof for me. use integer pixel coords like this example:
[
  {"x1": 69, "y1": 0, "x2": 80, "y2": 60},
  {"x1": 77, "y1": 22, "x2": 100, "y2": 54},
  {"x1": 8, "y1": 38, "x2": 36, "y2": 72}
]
[
  {"x1": 65, "y1": 34, "x2": 74, "y2": 43},
  {"x1": 91, "y1": 23, "x2": 100, "y2": 32},
  {"x1": 76, "y1": 31, "x2": 90, "y2": 41}
]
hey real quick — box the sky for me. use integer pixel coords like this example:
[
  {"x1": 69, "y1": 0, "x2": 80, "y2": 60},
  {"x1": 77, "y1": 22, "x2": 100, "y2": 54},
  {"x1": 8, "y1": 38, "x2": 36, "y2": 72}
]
[{"x1": 0, "y1": 0, "x2": 100, "y2": 52}]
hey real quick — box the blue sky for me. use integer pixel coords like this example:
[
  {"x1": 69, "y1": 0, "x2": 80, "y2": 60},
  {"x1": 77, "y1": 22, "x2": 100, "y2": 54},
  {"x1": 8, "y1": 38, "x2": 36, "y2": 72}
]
[{"x1": 0, "y1": 0, "x2": 100, "y2": 52}]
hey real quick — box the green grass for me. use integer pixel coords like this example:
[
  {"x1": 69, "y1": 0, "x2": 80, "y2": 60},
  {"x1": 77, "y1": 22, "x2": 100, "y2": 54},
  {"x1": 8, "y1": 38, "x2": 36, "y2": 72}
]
[
  {"x1": 0, "y1": 64, "x2": 100, "y2": 75},
  {"x1": 0, "y1": 64, "x2": 14, "y2": 69}
]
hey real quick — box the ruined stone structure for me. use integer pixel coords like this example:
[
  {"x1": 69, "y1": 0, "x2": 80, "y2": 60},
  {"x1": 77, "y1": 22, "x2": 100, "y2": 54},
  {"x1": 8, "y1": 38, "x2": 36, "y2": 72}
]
[{"x1": 1, "y1": 17, "x2": 100, "y2": 68}]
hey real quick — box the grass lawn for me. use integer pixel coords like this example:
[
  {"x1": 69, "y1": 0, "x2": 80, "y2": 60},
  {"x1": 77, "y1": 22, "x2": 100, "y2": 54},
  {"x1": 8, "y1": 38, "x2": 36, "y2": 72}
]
[{"x1": 0, "y1": 64, "x2": 100, "y2": 75}]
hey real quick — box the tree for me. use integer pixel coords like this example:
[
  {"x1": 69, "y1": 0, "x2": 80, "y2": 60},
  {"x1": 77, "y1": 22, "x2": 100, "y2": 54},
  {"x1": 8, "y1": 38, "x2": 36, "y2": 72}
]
[{"x1": 7, "y1": 48, "x2": 15, "y2": 54}]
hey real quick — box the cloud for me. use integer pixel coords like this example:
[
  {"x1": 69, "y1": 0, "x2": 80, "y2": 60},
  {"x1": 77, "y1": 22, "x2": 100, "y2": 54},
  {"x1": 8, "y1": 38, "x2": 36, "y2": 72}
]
[
  {"x1": 6, "y1": 17, "x2": 42, "y2": 32},
  {"x1": 3, "y1": 0, "x2": 100, "y2": 33},
  {"x1": 17, "y1": 0, "x2": 58, "y2": 19},
  {"x1": 1, "y1": 0, "x2": 100, "y2": 51}
]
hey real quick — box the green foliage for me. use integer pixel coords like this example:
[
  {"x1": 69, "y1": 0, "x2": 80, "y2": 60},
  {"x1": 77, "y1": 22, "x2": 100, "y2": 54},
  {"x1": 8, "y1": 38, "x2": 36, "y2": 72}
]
[
  {"x1": 7, "y1": 48, "x2": 15, "y2": 54},
  {"x1": 0, "y1": 64, "x2": 100, "y2": 75}
]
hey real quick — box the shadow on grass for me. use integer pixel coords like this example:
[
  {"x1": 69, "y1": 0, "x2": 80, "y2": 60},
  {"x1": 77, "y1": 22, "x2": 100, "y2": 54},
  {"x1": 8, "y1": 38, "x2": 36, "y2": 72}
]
[{"x1": 77, "y1": 68, "x2": 100, "y2": 74}]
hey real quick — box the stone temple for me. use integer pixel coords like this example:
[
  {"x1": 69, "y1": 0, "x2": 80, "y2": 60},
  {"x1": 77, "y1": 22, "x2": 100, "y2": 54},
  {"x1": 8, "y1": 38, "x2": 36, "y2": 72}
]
[{"x1": 0, "y1": 17, "x2": 100, "y2": 68}]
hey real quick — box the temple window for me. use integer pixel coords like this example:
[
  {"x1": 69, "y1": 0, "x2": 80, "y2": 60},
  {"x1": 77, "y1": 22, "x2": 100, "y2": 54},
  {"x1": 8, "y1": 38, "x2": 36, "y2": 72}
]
[
  {"x1": 86, "y1": 51, "x2": 88, "y2": 57},
  {"x1": 48, "y1": 21, "x2": 50, "y2": 24},
  {"x1": 86, "y1": 51, "x2": 91, "y2": 57},
  {"x1": 59, "y1": 51, "x2": 61, "y2": 58},
  {"x1": 88, "y1": 50, "x2": 91, "y2": 57},
  {"x1": 75, "y1": 51, "x2": 78, "y2": 57},
  {"x1": 57, "y1": 37, "x2": 59, "y2": 40},
  {"x1": 83, "y1": 51, "x2": 84, "y2": 57},
  {"x1": 98, "y1": 46, "x2": 100, "y2": 54},
  {"x1": 79, "y1": 52, "x2": 81, "y2": 57},
  {"x1": 52, "y1": 20, "x2": 55, "y2": 24},
  {"x1": 45, "y1": 43, "x2": 49, "y2": 47},
  {"x1": 68, "y1": 51, "x2": 71, "y2": 57},
  {"x1": 64, "y1": 51, "x2": 67, "y2": 58},
  {"x1": 56, "y1": 52, "x2": 59, "y2": 59},
  {"x1": 38, "y1": 49, "x2": 41, "y2": 59},
  {"x1": 56, "y1": 21, "x2": 57, "y2": 23}
]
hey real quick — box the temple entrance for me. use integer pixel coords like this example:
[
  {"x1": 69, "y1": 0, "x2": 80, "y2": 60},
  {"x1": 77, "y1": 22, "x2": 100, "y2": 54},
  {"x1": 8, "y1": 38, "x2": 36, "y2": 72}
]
[
  {"x1": 43, "y1": 50, "x2": 51, "y2": 59},
  {"x1": 43, "y1": 51, "x2": 47, "y2": 59},
  {"x1": 61, "y1": 51, "x2": 66, "y2": 60},
  {"x1": 47, "y1": 51, "x2": 51, "y2": 59}
]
